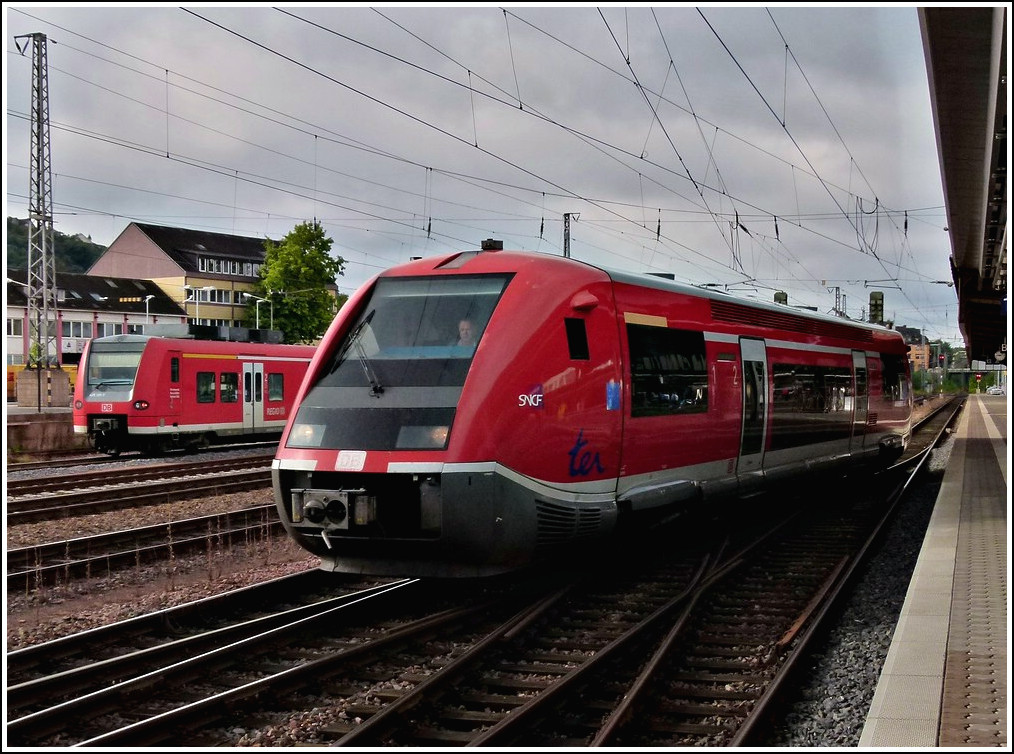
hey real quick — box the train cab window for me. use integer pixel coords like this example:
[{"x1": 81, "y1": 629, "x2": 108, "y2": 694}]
[
  {"x1": 564, "y1": 318, "x2": 590, "y2": 360},
  {"x1": 197, "y1": 371, "x2": 216, "y2": 403},
  {"x1": 626, "y1": 324, "x2": 708, "y2": 417},
  {"x1": 84, "y1": 340, "x2": 144, "y2": 391},
  {"x1": 289, "y1": 274, "x2": 512, "y2": 451},
  {"x1": 220, "y1": 372, "x2": 239, "y2": 403},
  {"x1": 267, "y1": 373, "x2": 284, "y2": 401},
  {"x1": 171, "y1": 357, "x2": 179, "y2": 383},
  {"x1": 317, "y1": 274, "x2": 512, "y2": 390}
]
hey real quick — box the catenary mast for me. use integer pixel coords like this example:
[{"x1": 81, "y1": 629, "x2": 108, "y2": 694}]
[{"x1": 16, "y1": 32, "x2": 57, "y2": 371}]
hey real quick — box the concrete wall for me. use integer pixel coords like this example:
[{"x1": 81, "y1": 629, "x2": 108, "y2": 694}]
[
  {"x1": 6, "y1": 411, "x2": 90, "y2": 456},
  {"x1": 16, "y1": 369, "x2": 72, "y2": 408}
]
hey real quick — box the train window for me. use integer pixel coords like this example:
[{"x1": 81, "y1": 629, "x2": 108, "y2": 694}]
[
  {"x1": 769, "y1": 363, "x2": 852, "y2": 450},
  {"x1": 880, "y1": 353, "x2": 909, "y2": 402},
  {"x1": 267, "y1": 373, "x2": 284, "y2": 401},
  {"x1": 317, "y1": 274, "x2": 512, "y2": 390},
  {"x1": 197, "y1": 372, "x2": 216, "y2": 403},
  {"x1": 171, "y1": 357, "x2": 179, "y2": 382},
  {"x1": 565, "y1": 318, "x2": 590, "y2": 360},
  {"x1": 289, "y1": 274, "x2": 512, "y2": 451},
  {"x1": 626, "y1": 324, "x2": 707, "y2": 417},
  {"x1": 220, "y1": 372, "x2": 239, "y2": 403},
  {"x1": 85, "y1": 340, "x2": 144, "y2": 389}
]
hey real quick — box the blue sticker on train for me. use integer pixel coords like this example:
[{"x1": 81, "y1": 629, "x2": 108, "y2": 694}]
[{"x1": 606, "y1": 380, "x2": 620, "y2": 410}]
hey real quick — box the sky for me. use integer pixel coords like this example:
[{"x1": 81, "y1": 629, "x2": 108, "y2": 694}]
[{"x1": 4, "y1": 3, "x2": 977, "y2": 346}]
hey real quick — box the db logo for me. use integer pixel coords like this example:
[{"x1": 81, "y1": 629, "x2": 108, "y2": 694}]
[
  {"x1": 101, "y1": 403, "x2": 113, "y2": 412},
  {"x1": 336, "y1": 450, "x2": 367, "y2": 472}
]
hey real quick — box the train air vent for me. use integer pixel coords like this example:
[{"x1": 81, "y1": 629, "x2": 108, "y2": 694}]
[
  {"x1": 535, "y1": 499, "x2": 602, "y2": 548},
  {"x1": 710, "y1": 300, "x2": 873, "y2": 342}
]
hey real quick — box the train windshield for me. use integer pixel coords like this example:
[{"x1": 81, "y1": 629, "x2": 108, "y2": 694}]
[
  {"x1": 288, "y1": 274, "x2": 512, "y2": 450},
  {"x1": 319, "y1": 274, "x2": 510, "y2": 390},
  {"x1": 85, "y1": 340, "x2": 145, "y2": 390}
]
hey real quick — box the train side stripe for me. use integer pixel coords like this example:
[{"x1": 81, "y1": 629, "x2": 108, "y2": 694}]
[{"x1": 703, "y1": 330, "x2": 882, "y2": 357}]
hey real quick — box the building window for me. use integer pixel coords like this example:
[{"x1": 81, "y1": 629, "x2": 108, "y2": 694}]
[
  {"x1": 61, "y1": 321, "x2": 93, "y2": 338},
  {"x1": 96, "y1": 323, "x2": 123, "y2": 337},
  {"x1": 7, "y1": 318, "x2": 23, "y2": 336}
]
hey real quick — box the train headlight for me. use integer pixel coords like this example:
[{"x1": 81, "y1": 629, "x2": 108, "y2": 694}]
[
  {"x1": 396, "y1": 425, "x2": 450, "y2": 449},
  {"x1": 133, "y1": 400, "x2": 149, "y2": 410},
  {"x1": 289, "y1": 422, "x2": 324, "y2": 447},
  {"x1": 74, "y1": 400, "x2": 83, "y2": 409}
]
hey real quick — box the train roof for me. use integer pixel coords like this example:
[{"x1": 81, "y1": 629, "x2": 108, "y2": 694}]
[
  {"x1": 599, "y1": 265, "x2": 900, "y2": 338},
  {"x1": 398, "y1": 244, "x2": 903, "y2": 340},
  {"x1": 88, "y1": 333, "x2": 315, "y2": 353}
]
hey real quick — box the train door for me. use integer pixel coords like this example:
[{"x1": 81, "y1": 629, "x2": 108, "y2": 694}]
[
  {"x1": 167, "y1": 350, "x2": 182, "y2": 420},
  {"x1": 737, "y1": 337, "x2": 768, "y2": 475},
  {"x1": 851, "y1": 350, "x2": 868, "y2": 449},
  {"x1": 243, "y1": 362, "x2": 264, "y2": 433}
]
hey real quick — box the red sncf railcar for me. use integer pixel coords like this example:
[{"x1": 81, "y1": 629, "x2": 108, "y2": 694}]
[
  {"x1": 272, "y1": 243, "x2": 912, "y2": 578},
  {"x1": 73, "y1": 334, "x2": 315, "y2": 456}
]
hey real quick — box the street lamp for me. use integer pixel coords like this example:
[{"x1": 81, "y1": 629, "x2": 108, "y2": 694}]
[
  {"x1": 242, "y1": 292, "x2": 272, "y2": 329},
  {"x1": 144, "y1": 294, "x2": 154, "y2": 324},
  {"x1": 183, "y1": 285, "x2": 214, "y2": 324}
]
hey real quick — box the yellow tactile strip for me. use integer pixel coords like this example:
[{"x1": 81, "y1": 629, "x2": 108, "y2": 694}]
[{"x1": 937, "y1": 403, "x2": 1007, "y2": 748}]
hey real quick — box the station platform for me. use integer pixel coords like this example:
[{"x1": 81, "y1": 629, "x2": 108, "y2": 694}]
[{"x1": 860, "y1": 393, "x2": 1008, "y2": 747}]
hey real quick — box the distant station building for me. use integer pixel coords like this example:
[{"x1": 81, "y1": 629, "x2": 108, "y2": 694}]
[
  {"x1": 5, "y1": 269, "x2": 187, "y2": 368},
  {"x1": 88, "y1": 222, "x2": 278, "y2": 329},
  {"x1": 6, "y1": 221, "x2": 337, "y2": 402}
]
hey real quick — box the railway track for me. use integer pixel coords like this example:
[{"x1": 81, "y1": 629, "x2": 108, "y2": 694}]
[
  {"x1": 6, "y1": 454, "x2": 273, "y2": 498},
  {"x1": 6, "y1": 456, "x2": 274, "y2": 525},
  {"x1": 6, "y1": 441, "x2": 279, "y2": 472},
  {"x1": 7, "y1": 503, "x2": 281, "y2": 592},
  {"x1": 4, "y1": 397, "x2": 964, "y2": 746}
]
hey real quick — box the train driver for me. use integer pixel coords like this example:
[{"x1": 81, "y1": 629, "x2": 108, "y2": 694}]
[{"x1": 455, "y1": 318, "x2": 477, "y2": 348}]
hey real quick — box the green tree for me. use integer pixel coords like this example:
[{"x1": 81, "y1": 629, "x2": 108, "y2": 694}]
[{"x1": 254, "y1": 220, "x2": 347, "y2": 343}]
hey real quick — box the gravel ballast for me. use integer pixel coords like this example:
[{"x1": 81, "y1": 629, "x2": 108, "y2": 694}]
[{"x1": 6, "y1": 411, "x2": 954, "y2": 745}]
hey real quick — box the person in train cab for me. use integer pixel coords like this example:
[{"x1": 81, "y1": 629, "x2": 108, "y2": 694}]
[{"x1": 455, "y1": 318, "x2": 477, "y2": 347}]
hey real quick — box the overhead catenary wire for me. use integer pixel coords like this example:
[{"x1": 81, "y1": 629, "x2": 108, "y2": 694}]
[{"x1": 4, "y1": 6, "x2": 955, "y2": 336}]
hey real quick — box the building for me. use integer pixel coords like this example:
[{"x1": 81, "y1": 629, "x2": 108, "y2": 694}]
[
  {"x1": 6, "y1": 270, "x2": 187, "y2": 367},
  {"x1": 87, "y1": 222, "x2": 278, "y2": 328}
]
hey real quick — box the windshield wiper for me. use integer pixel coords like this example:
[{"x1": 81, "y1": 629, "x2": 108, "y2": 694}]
[
  {"x1": 331, "y1": 310, "x2": 383, "y2": 395},
  {"x1": 354, "y1": 340, "x2": 384, "y2": 397}
]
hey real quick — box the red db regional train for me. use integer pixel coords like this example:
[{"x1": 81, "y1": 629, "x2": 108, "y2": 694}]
[
  {"x1": 272, "y1": 240, "x2": 912, "y2": 578},
  {"x1": 73, "y1": 333, "x2": 316, "y2": 456}
]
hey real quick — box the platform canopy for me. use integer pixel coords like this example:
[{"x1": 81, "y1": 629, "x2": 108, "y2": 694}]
[{"x1": 920, "y1": 7, "x2": 1008, "y2": 364}]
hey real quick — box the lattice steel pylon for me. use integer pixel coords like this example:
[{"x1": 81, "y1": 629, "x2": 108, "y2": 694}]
[{"x1": 16, "y1": 32, "x2": 57, "y2": 368}]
